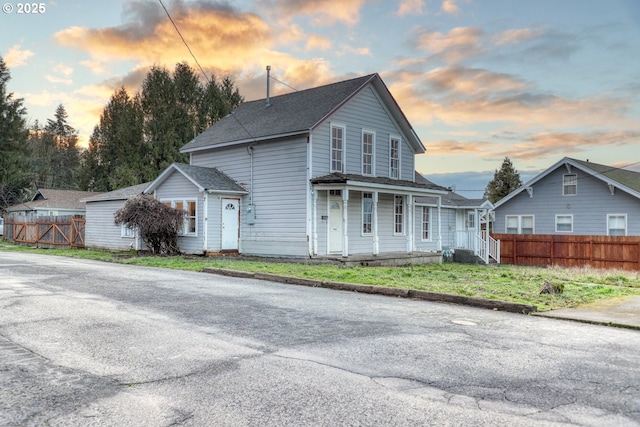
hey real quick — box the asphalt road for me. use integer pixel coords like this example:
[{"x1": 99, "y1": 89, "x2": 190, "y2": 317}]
[{"x1": 1, "y1": 251, "x2": 639, "y2": 427}]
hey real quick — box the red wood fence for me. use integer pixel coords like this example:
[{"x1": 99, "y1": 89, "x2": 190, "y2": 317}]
[
  {"x1": 3, "y1": 213, "x2": 86, "y2": 249},
  {"x1": 493, "y1": 233, "x2": 640, "y2": 271}
]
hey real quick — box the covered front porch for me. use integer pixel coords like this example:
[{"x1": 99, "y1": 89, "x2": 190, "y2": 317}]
[{"x1": 309, "y1": 173, "x2": 448, "y2": 258}]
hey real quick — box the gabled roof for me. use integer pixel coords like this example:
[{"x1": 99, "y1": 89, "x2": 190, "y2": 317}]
[
  {"x1": 494, "y1": 157, "x2": 640, "y2": 207},
  {"x1": 144, "y1": 163, "x2": 248, "y2": 194},
  {"x1": 181, "y1": 73, "x2": 425, "y2": 154},
  {"x1": 7, "y1": 189, "x2": 103, "y2": 212},
  {"x1": 83, "y1": 183, "x2": 150, "y2": 203}
]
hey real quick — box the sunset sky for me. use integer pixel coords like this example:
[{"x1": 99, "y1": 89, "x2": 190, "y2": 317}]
[{"x1": 2, "y1": 0, "x2": 640, "y2": 196}]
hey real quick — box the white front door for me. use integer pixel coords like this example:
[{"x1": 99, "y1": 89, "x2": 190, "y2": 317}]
[
  {"x1": 328, "y1": 194, "x2": 343, "y2": 253},
  {"x1": 221, "y1": 198, "x2": 239, "y2": 250}
]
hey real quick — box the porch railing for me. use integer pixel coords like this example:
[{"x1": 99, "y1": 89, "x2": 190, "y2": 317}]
[{"x1": 454, "y1": 230, "x2": 500, "y2": 264}]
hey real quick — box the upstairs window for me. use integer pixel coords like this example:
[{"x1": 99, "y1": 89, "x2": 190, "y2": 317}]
[
  {"x1": 390, "y1": 137, "x2": 400, "y2": 179},
  {"x1": 563, "y1": 174, "x2": 577, "y2": 196},
  {"x1": 331, "y1": 125, "x2": 345, "y2": 173},
  {"x1": 362, "y1": 131, "x2": 374, "y2": 175}
]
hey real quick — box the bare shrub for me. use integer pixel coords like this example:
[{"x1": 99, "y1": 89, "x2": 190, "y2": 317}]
[{"x1": 114, "y1": 194, "x2": 185, "y2": 254}]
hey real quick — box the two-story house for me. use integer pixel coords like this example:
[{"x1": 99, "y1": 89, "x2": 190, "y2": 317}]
[{"x1": 141, "y1": 73, "x2": 495, "y2": 259}]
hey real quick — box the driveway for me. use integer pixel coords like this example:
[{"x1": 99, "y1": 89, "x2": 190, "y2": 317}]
[{"x1": 1, "y1": 251, "x2": 639, "y2": 426}]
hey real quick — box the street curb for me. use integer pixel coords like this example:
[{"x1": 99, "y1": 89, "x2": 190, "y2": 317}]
[
  {"x1": 530, "y1": 313, "x2": 640, "y2": 331},
  {"x1": 202, "y1": 267, "x2": 537, "y2": 314}
]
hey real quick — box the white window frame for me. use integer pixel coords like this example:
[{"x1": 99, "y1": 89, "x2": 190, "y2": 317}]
[
  {"x1": 389, "y1": 136, "x2": 401, "y2": 179},
  {"x1": 362, "y1": 130, "x2": 375, "y2": 176},
  {"x1": 505, "y1": 215, "x2": 534, "y2": 234},
  {"x1": 362, "y1": 192, "x2": 373, "y2": 236},
  {"x1": 421, "y1": 207, "x2": 430, "y2": 241},
  {"x1": 121, "y1": 224, "x2": 135, "y2": 238},
  {"x1": 563, "y1": 173, "x2": 577, "y2": 196},
  {"x1": 555, "y1": 214, "x2": 573, "y2": 233},
  {"x1": 163, "y1": 199, "x2": 197, "y2": 236},
  {"x1": 394, "y1": 195, "x2": 404, "y2": 235},
  {"x1": 607, "y1": 214, "x2": 627, "y2": 236},
  {"x1": 330, "y1": 123, "x2": 346, "y2": 173}
]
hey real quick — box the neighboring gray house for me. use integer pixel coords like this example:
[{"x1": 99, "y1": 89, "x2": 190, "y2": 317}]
[
  {"x1": 83, "y1": 183, "x2": 149, "y2": 251},
  {"x1": 494, "y1": 157, "x2": 640, "y2": 236},
  {"x1": 143, "y1": 72, "x2": 498, "y2": 260},
  {"x1": 6, "y1": 188, "x2": 102, "y2": 216}
]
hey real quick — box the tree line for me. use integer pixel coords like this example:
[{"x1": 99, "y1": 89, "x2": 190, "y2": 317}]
[{"x1": 0, "y1": 56, "x2": 242, "y2": 212}]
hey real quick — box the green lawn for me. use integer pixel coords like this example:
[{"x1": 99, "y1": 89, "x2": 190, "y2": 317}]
[{"x1": 2, "y1": 244, "x2": 640, "y2": 311}]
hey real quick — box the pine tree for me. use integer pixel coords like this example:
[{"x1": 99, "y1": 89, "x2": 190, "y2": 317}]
[
  {"x1": 485, "y1": 157, "x2": 522, "y2": 203},
  {"x1": 0, "y1": 56, "x2": 31, "y2": 211}
]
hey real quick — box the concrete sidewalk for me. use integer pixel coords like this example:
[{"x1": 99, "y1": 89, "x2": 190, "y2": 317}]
[{"x1": 533, "y1": 296, "x2": 640, "y2": 330}]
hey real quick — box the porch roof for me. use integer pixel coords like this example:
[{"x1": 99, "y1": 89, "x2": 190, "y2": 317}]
[{"x1": 311, "y1": 173, "x2": 448, "y2": 195}]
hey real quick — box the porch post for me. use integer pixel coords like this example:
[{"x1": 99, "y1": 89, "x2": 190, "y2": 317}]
[
  {"x1": 312, "y1": 189, "x2": 318, "y2": 256},
  {"x1": 373, "y1": 191, "x2": 379, "y2": 255},
  {"x1": 342, "y1": 188, "x2": 349, "y2": 257},
  {"x1": 203, "y1": 192, "x2": 208, "y2": 253},
  {"x1": 437, "y1": 196, "x2": 442, "y2": 251},
  {"x1": 406, "y1": 194, "x2": 413, "y2": 253}
]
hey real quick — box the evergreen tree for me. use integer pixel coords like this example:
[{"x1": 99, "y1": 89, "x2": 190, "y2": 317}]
[
  {"x1": 0, "y1": 56, "x2": 31, "y2": 212},
  {"x1": 485, "y1": 157, "x2": 523, "y2": 203},
  {"x1": 45, "y1": 104, "x2": 80, "y2": 189}
]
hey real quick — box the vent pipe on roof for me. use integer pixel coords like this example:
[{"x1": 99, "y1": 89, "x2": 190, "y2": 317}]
[{"x1": 266, "y1": 65, "x2": 271, "y2": 107}]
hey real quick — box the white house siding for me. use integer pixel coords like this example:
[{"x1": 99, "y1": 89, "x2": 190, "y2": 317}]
[
  {"x1": 191, "y1": 137, "x2": 309, "y2": 257},
  {"x1": 85, "y1": 200, "x2": 141, "y2": 251},
  {"x1": 311, "y1": 86, "x2": 415, "y2": 180},
  {"x1": 413, "y1": 206, "x2": 438, "y2": 252},
  {"x1": 495, "y1": 167, "x2": 640, "y2": 235},
  {"x1": 153, "y1": 172, "x2": 205, "y2": 254}
]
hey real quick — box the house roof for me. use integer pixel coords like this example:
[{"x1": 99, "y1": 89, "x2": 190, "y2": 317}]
[
  {"x1": 311, "y1": 172, "x2": 447, "y2": 195},
  {"x1": 494, "y1": 157, "x2": 640, "y2": 207},
  {"x1": 7, "y1": 189, "x2": 103, "y2": 212},
  {"x1": 83, "y1": 183, "x2": 150, "y2": 203},
  {"x1": 144, "y1": 163, "x2": 248, "y2": 194},
  {"x1": 181, "y1": 73, "x2": 425, "y2": 154}
]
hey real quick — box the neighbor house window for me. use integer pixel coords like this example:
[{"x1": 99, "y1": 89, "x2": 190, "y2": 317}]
[
  {"x1": 362, "y1": 192, "x2": 373, "y2": 235},
  {"x1": 164, "y1": 199, "x2": 197, "y2": 236},
  {"x1": 505, "y1": 215, "x2": 534, "y2": 234},
  {"x1": 607, "y1": 214, "x2": 626, "y2": 236},
  {"x1": 394, "y1": 195, "x2": 404, "y2": 234},
  {"x1": 362, "y1": 131, "x2": 374, "y2": 175},
  {"x1": 422, "y1": 207, "x2": 430, "y2": 240},
  {"x1": 390, "y1": 137, "x2": 400, "y2": 179},
  {"x1": 331, "y1": 124, "x2": 345, "y2": 173},
  {"x1": 556, "y1": 214, "x2": 573, "y2": 232},
  {"x1": 563, "y1": 174, "x2": 577, "y2": 195}
]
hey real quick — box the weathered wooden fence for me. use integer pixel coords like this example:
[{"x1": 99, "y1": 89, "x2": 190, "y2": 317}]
[
  {"x1": 493, "y1": 233, "x2": 640, "y2": 271},
  {"x1": 3, "y1": 213, "x2": 86, "y2": 249}
]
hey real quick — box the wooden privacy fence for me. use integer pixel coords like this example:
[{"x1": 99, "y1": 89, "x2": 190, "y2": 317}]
[
  {"x1": 493, "y1": 233, "x2": 640, "y2": 271},
  {"x1": 3, "y1": 213, "x2": 86, "y2": 249}
]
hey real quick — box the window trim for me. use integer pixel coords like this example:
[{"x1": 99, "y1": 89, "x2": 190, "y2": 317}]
[
  {"x1": 563, "y1": 173, "x2": 577, "y2": 196},
  {"x1": 555, "y1": 214, "x2": 573, "y2": 233},
  {"x1": 121, "y1": 224, "x2": 135, "y2": 238},
  {"x1": 361, "y1": 192, "x2": 373, "y2": 236},
  {"x1": 330, "y1": 123, "x2": 346, "y2": 173},
  {"x1": 162, "y1": 198, "x2": 198, "y2": 236},
  {"x1": 505, "y1": 214, "x2": 534, "y2": 234},
  {"x1": 361, "y1": 129, "x2": 375, "y2": 176},
  {"x1": 394, "y1": 195, "x2": 404, "y2": 235},
  {"x1": 389, "y1": 135, "x2": 401, "y2": 179},
  {"x1": 421, "y1": 206, "x2": 430, "y2": 241},
  {"x1": 607, "y1": 214, "x2": 627, "y2": 236}
]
